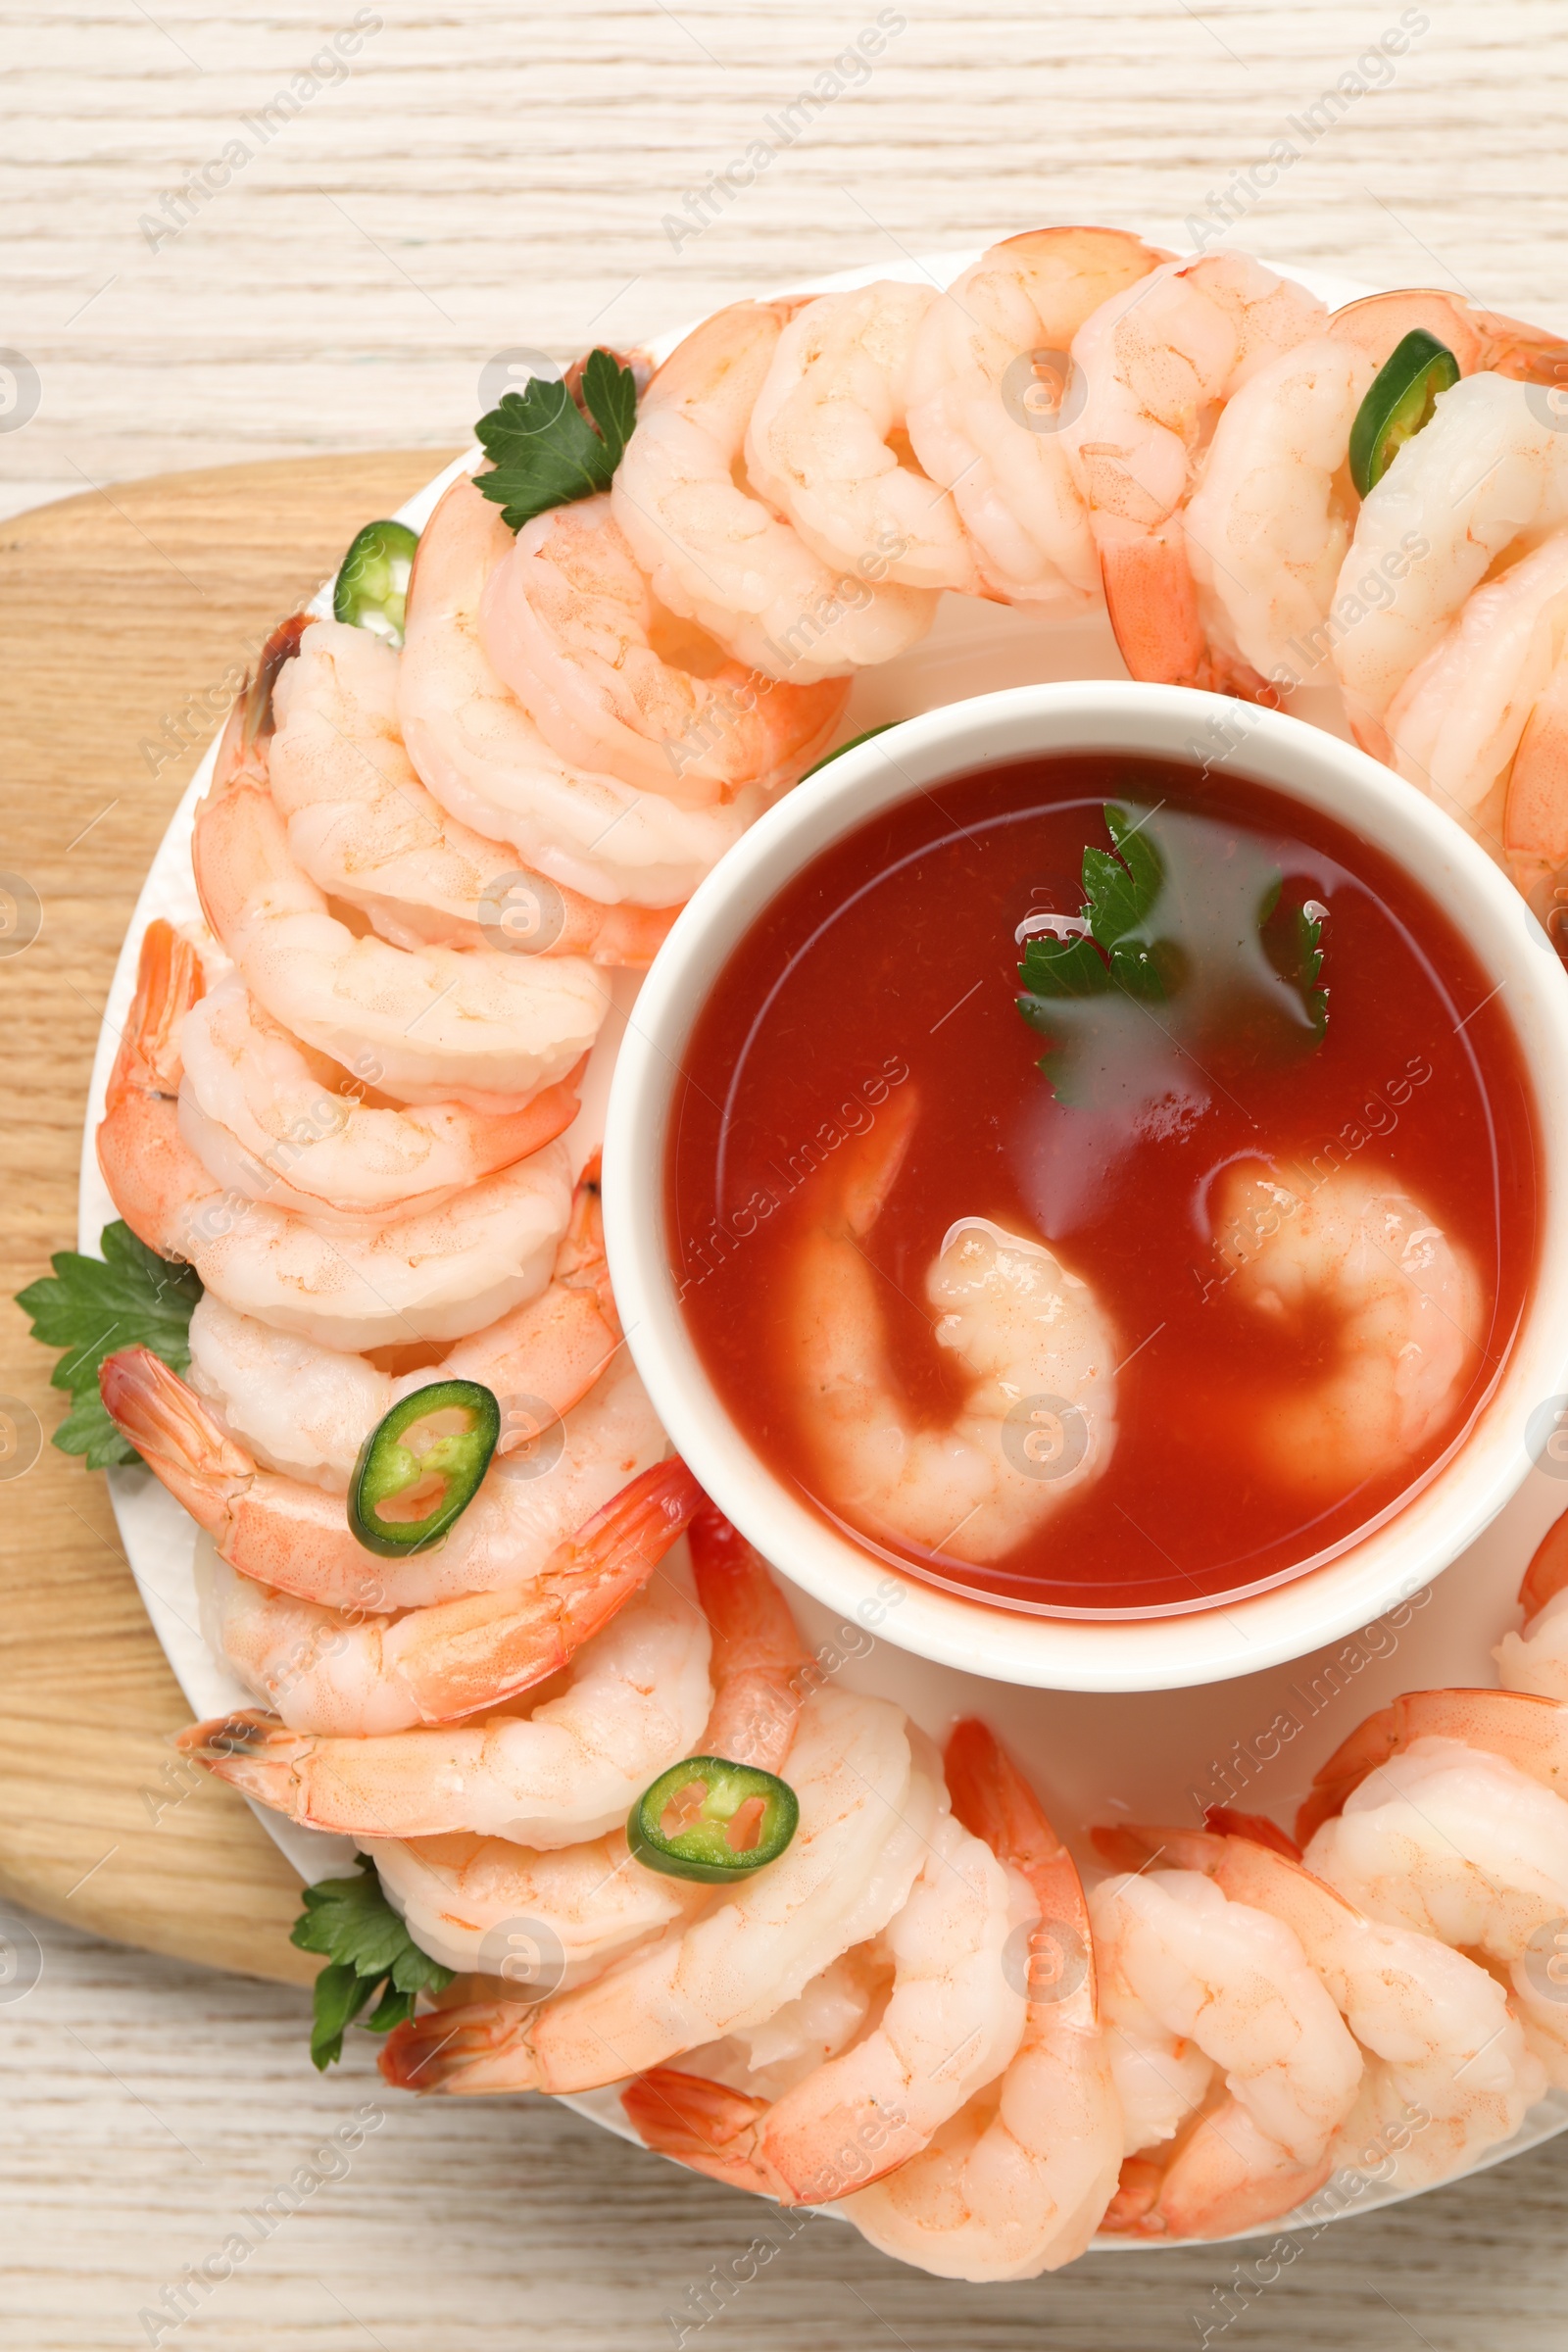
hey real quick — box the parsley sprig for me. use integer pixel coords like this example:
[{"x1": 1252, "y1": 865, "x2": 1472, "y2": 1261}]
[
  {"x1": 291, "y1": 1854, "x2": 455, "y2": 2070},
  {"x1": 474, "y1": 349, "x2": 639, "y2": 532},
  {"x1": 1015, "y1": 801, "x2": 1330, "y2": 1105},
  {"x1": 15, "y1": 1222, "x2": 201, "y2": 1467},
  {"x1": 1017, "y1": 804, "x2": 1171, "y2": 1006}
]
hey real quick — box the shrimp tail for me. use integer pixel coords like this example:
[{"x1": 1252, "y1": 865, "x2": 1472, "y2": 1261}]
[
  {"x1": 688, "y1": 1500, "x2": 808, "y2": 1770},
  {"x1": 105, "y1": 918, "x2": 204, "y2": 1107},
  {"x1": 1202, "y1": 1806, "x2": 1301, "y2": 1857},
  {"x1": 215, "y1": 612, "x2": 310, "y2": 787},
  {"x1": 1520, "y1": 1505, "x2": 1568, "y2": 1624},
  {"x1": 1099, "y1": 2154, "x2": 1165, "y2": 2233},
  {"x1": 1101, "y1": 538, "x2": 1277, "y2": 701},
  {"x1": 97, "y1": 921, "x2": 214, "y2": 1254},
  {"x1": 552, "y1": 1150, "x2": 613, "y2": 1310},
  {"x1": 1090, "y1": 1821, "x2": 1225, "y2": 1875},
  {"x1": 1296, "y1": 1687, "x2": 1568, "y2": 1840},
  {"x1": 101, "y1": 1348, "x2": 386, "y2": 1596},
  {"x1": 99, "y1": 1345, "x2": 249, "y2": 1532},
  {"x1": 1152, "y1": 2101, "x2": 1334, "y2": 2239},
  {"x1": 175, "y1": 1706, "x2": 311, "y2": 1805},
  {"x1": 399, "y1": 1458, "x2": 706, "y2": 1719},
  {"x1": 620, "y1": 2067, "x2": 785, "y2": 2199},
  {"x1": 947, "y1": 1718, "x2": 1094, "y2": 1945},
  {"x1": 379, "y1": 1999, "x2": 540, "y2": 2093},
  {"x1": 837, "y1": 1083, "x2": 919, "y2": 1238}
]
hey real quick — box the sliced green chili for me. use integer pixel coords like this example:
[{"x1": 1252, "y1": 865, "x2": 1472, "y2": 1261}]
[
  {"x1": 628, "y1": 1756, "x2": 799, "y2": 1884},
  {"x1": 347, "y1": 1379, "x2": 500, "y2": 1556},
  {"x1": 332, "y1": 518, "x2": 419, "y2": 646},
  {"x1": 1348, "y1": 329, "x2": 1461, "y2": 498}
]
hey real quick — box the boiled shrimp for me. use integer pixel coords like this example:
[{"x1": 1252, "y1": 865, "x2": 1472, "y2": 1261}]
[
  {"x1": 834, "y1": 1721, "x2": 1122, "y2": 2281},
  {"x1": 105, "y1": 1107, "x2": 574, "y2": 1353},
  {"x1": 1378, "y1": 529, "x2": 1568, "y2": 904},
  {"x1": 792, "y1": 1091, "x2": 1117, "y2": 1564},
  {"x1": 1212, "y1": 1163, "x2": 1482, "y2": 1496},
  {"x1": 1297, "y1": 1686, "x2": 1568, "y2": 1841},
  {"x1": 1303, "y1": 1732, "x2": 1568, "y2": 2089},
  {"x1": 103, "y1": 1334, "x2": 662, "y2": 1612},
  {"x1": 1089, "y1": 1866, "x2": 1362, "y2": 2238},
  {"x1": 905, "y1": 225, "x2": 1170, "y2": 607},
  {"x1": 1096, "y1": 1822, "x2": 1542, "y2": 2192},
  {"x1": 1332, "y1": 372, "x2": 1568, "y2": 760},
  {"x1": 1182, "y1": 338, "x2": 1376, "y2": 688},
  {"x1": 196, "y1": 665, "x2": 607, "y2": 1112},
  {"x1": 378, "y1": 1690, "x2": 941, "y2": 2095},
  {"x1": 1327, "y1": 287, "x2": 1568, "y2": 381},
  {"x1": 744, "y1": 282, "x2": 983, "y2": 594},
  {"x1": 478, "y1": 494, "x2": 846, "y2": 805},
  {"x1": 1060, "y1": 250, "x2": 1326, "y2": 691},
  {"x1": 677, "y1": 1951, "x2": 889, "y2": 2103},
  {"x1": 620, "y1": 1806, "x2": 1030, "y2": 2205},
  {"x1": 97, "y1": 923, "x2": 575, "y2": 1350},
  {"x1": 367, "y1": 1503, "x2": 811, "y2": 1977},
  {"x1": 180, "y1": 1527, "x2": 712, "y2": 1844},
  {"x1": 197, "y1": 1456, "x2": 701, "y2": 1734},
  {"x1": 178, "y1": 969, "x2": 581, "y2": 1229},
  {"x1": 611, "y1": 298, "x2": 937, "y2": 679},
  {"x1": 399, "y1": 476, "x2": 777, "y2": 906},
  {"x1": 266, "y1": 613, "x2": 673, "y2": 965},
  {"x1": 181, "y1": 1147, "x2": 618, "y2": 1493}
]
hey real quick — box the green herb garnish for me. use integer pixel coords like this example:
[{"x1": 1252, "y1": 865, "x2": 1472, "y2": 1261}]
[
  {"x1": 1016, "y1": 802, "x2": 1329, "y2": 1105},
  {"x1": 290, "y1": 1854, "x2": 455, "y2": 2070},
  {"x1": 15, "y1": 1222, "x2": 201, "y2": 1467},
  {"x1": 474, "y1": 349, "x2": 639, "y2": 532},
  {"x1": 1259, "y1": 879, "x2": 1329, "y2": 1043},
  {"x1": 1017, "y1": 803, "x2": 1172, "y2": 1007}
]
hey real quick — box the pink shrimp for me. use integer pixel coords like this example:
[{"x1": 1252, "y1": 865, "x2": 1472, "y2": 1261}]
[
  {"x1": 1297, "y1": 1688, "x2": 1568, "y2": 1843},
  {"x1": 477, "y1": 494, "x2": 847, "y2": 805},
  {"x1": 1094, "y1": 1823, "x2": 1541, "y2": 2203},
  {"x1": 1060, "y1": 250, "x2": 1327, "y2": 695},
  {"x1": 97, "y1": 922, "x2": 579, "y2": 1353},
  {"x1": 368, "y1": 1507, "x2": 812, "y2": 1978}
]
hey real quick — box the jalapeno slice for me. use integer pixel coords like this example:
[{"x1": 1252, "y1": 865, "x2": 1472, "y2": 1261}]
[
  {"x1": 1348, "y1": 328, "x2": 1461, "y2": 498},
  {"x1": 347, "y1": 1379, "x2": 500, "y2": 1555},
  {"x1": 332, "y1": 518, "x2": 419, "y2": 646},
  {"x1": 628, "y1": 1756, "x2": 799, "y2": 1883}
]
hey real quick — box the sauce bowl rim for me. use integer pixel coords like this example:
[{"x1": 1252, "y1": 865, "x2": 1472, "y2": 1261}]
[{"x1": 603, "y1": 680, "x2": 1568, "y2": 1693}]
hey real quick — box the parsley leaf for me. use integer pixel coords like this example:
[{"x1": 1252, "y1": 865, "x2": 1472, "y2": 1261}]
[
  {"x1": 474, "y1": 349, "x2": 640, "y2": 532},
  {"x1": 290, "y1": 1855, "x2": 454, "y2": 2070},
  {"x1": 1015, "y1": 803, "x2": 1329, "y2": 1108},
  {"x1": 1017, "y1": 804, "x2": 1172, "y2": 1012},
  {"x1": 15, "y1": 1222, "x2": 202, "y2": 1467}
]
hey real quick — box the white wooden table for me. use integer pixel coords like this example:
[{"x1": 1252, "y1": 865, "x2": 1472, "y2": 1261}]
[{"x1": 8, "y1": 4, "x2": 1568, "y2": 2344}]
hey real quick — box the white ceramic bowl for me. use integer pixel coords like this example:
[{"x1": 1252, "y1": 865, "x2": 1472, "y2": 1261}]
[{"x1": 604, "y1": 681, "x2": 1568, "y2": 1691}]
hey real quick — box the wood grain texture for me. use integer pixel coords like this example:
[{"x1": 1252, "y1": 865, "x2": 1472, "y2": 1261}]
[
  {"x1": 0, "y1": 451, "x2": 455, "y2": 1983},
  {"x1": 6, "y1": 2, "x2": 1568, "y2": 2341},
  {"x1": 5, "y1": 0, "x2": 1568, "y2": 507},
  {"x1": 6, "y1": 1912, "x2": 1568, "y2": 2351}
]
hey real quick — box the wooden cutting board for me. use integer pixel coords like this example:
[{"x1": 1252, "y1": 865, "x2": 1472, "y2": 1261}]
[{"x1": 0, "y1": 452, "x2": 462, "y2": 1984}]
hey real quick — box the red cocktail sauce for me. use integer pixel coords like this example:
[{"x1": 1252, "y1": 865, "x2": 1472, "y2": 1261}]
[{"x1": 664, "y1": 755, "x2": 1540, "y2": 1614}]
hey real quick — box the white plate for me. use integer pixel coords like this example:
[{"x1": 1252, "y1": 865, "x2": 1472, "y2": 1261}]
[{"x1": 81, "y1": 246, "x2": 1568, "y2": 2243}]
